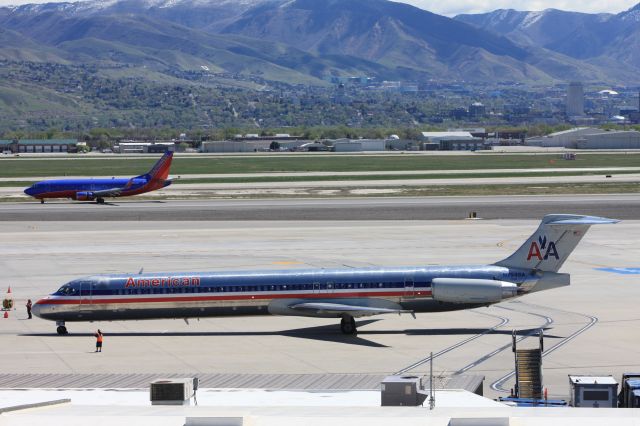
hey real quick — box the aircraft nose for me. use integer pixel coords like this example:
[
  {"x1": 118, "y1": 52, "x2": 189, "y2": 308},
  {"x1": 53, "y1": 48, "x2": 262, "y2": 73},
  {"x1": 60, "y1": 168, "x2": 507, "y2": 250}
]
[
  {"x1": 31, "y1": 299, "x2": 44, "y2": 318},
  {"x1": 24, "y1": 186, "x2": 34, "y2": 196}
]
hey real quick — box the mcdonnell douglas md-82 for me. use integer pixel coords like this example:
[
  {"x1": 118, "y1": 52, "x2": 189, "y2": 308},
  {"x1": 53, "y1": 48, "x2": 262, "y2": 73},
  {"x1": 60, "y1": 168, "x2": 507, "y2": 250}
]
[
  {"x1": 33, "y1": 214, "x2": 617, "y2": 335},
  {"x1": 23, "y1": 151, "x2": 174, "y2": 204}
]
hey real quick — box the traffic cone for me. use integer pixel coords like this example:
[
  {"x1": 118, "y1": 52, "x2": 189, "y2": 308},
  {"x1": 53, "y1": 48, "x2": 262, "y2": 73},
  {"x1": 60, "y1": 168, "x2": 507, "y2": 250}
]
[
  {"x1": 3, "y1": 311, "x2": 7, "y2": 318},
  {"x1": 7, "y1": 286, "x2": 11, "y2": 293}
]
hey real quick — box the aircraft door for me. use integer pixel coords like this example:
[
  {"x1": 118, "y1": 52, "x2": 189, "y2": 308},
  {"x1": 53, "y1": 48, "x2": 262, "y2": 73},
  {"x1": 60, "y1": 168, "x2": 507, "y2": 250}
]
[
  {"x1": 78, "y1": 281, "x2": 92, "y2": 310},
  {"x1": 404, "y1": 274, "x2": 415, "y2": 298}
]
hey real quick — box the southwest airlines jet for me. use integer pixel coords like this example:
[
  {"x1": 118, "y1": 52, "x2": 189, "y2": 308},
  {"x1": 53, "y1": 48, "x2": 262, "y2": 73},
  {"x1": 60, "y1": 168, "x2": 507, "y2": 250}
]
[
  {"x1": 33, "y1": 214, "x2": 617, "y2": 335},
  {"x1": 23, "y1": 151, "x2": 174, "y2": 204}
]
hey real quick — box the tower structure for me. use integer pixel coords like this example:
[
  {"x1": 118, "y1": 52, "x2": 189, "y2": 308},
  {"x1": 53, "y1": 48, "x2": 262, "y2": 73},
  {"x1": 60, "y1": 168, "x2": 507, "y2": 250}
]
[{"x1": 566, "y1": 82, "x2": 584, "y2": 117}]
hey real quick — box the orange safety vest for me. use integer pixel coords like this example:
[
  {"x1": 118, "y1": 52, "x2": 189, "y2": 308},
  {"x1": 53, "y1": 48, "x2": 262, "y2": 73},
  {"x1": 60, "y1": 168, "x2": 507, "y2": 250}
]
[{"x1": 96, "y1": 333, "x2": 103, "y2": 343}]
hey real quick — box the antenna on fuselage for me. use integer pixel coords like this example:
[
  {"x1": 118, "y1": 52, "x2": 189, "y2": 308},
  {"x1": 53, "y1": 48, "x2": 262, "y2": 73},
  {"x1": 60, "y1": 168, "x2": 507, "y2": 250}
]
[{"x1": 138, "y1": 267, "x2": 144, "y2": 274}]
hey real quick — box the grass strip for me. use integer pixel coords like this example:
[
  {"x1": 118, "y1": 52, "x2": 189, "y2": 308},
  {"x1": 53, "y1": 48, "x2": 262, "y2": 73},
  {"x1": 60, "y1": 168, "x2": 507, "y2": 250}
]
[{"x1": 2, "y1": 153, "x2": 640, "y2": 177}]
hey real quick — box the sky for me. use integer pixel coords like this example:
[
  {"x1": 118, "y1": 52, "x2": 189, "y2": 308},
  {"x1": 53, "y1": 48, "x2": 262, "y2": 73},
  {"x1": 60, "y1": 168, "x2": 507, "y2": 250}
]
[
  {"x1": 0, "y1": 0, "x2": 637, "y2": 16},
  {"x1": 402, "y1": 0, "x2": 639, "y2": 16}
]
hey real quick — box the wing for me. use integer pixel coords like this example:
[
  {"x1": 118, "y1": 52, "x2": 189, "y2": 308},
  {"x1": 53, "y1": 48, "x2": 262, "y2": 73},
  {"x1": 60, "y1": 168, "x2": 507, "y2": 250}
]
[
  {"x1": 92, "y1": 178, "x2": 136, "y2": 197},
  {"x1": 91, "y1": 187, "x2": 127, "y2": 197},
  {"x1": 288, "y1": 302, "x2": 415, "y2": 318}
]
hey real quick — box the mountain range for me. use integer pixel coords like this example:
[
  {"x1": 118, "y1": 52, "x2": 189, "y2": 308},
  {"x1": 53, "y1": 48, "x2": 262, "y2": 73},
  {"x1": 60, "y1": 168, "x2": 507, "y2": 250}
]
[
  {"x1": 455, "y1": 3, "x2": 640, "y2": 73},
  {"x1": 0, "y1": 0, "x2": 639, "y2": 86}
]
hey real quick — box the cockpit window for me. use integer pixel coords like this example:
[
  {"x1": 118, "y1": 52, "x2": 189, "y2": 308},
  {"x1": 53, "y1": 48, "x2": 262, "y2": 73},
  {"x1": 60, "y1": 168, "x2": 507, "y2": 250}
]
[{"x1": 55, "y1": 284, "x2": 77, "y2": 295}]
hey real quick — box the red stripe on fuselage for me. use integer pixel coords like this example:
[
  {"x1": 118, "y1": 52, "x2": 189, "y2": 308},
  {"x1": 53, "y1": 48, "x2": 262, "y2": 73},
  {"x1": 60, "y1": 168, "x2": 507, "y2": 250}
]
[{"x1": 36, "y1": 290, "x2": 432, "y2": 306}]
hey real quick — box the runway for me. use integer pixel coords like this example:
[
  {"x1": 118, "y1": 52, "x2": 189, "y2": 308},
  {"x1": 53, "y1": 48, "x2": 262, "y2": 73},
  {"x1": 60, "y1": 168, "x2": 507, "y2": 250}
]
[
  {"x1": 2, "y1": 194, "x2": 640, "y2": 221},
  {"x1": 1, "y1": 219, "x2": 639, "y2": 399}
]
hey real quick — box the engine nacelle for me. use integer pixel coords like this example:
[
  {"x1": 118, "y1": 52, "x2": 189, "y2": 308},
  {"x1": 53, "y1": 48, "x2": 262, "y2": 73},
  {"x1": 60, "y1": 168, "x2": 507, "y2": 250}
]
[
  {"x1": 75, "y1": 191, "x2": 95, "y2": 201},
  {"x1": 431, "y1": 278, "x2": 517, "y2": 304}
]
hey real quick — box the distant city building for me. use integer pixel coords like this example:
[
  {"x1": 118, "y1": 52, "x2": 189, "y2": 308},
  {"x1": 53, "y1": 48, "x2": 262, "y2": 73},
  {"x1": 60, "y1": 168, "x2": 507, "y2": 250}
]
[
  {"x1": 450, "y1": 107, "x2": 468, "y2": 120},
  {"x1": 566, "y1": 82, "x2": 585, "y2": 117},
  {"x1": 468, "y1": 102, "x2": 486, "y2": 119}
]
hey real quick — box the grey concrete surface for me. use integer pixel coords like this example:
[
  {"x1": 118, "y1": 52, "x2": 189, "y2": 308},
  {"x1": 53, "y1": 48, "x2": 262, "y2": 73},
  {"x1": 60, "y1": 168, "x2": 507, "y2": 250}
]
[
  {"x1": 1, "y1": 220, "x2": 638, "y2": 400},
  {"x1": 1, "y1": 194, "x2": 640, "y2": 221}
]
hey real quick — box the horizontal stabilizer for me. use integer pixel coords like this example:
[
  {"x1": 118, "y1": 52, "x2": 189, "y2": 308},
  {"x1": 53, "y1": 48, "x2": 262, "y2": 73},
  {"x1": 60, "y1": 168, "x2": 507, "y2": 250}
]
[{"x1": 546, "y1": 215, "x2": 619, "y2": 225}]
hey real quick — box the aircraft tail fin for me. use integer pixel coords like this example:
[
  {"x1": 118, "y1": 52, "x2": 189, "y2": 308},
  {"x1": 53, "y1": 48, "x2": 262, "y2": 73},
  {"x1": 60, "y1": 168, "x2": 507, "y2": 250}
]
[
  {"x1": 139, "y1": 151, "x2": 173, "y2": 181},
  {"x1": 494, "y1": 214, "x2": 618, "y2": 272}
]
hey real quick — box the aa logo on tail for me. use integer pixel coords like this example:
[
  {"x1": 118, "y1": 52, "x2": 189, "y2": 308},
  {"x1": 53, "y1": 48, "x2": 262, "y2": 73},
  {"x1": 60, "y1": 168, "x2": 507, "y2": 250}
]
[{"x1": 527, "y1": 235, "x2": 559, "y2": 261}]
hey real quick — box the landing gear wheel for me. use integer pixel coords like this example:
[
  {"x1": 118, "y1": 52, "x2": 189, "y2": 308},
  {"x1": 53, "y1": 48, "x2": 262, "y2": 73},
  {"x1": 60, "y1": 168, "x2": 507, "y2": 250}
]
[
  {"x1": 56, "y1": 326, "x2": 68, "y2": 335},
  {"x1": 40, "y1": 199, "x2": 44, "y2": 204},
  {"x1": 97, "y1": 198, "x2": 105, "y2": 204},
  {"x1": 340, "y1": 315, "x2": 357, "y2": 335}
]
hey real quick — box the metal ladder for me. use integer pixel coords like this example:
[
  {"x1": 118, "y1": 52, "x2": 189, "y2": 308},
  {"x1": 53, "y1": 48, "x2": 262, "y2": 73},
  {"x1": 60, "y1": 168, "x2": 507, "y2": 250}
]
[{"x1": 513, "y1": 330, "x2": 544, "y2": 399}]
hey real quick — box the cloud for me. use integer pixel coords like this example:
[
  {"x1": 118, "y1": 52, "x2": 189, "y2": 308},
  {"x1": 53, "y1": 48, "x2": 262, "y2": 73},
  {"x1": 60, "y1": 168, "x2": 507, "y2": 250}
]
[{"x1": 398, "y1": 0, "x2": 639, "y2": 16}]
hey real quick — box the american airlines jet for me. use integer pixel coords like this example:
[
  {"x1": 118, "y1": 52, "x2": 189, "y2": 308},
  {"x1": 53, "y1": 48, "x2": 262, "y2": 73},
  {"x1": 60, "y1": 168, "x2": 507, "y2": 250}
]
[
  {"x1": 23, "y1": 151, "x2": 174, "y2": 204},
  {"x1": 33, "y1": 214, "x2": 617, "y2": 335}
]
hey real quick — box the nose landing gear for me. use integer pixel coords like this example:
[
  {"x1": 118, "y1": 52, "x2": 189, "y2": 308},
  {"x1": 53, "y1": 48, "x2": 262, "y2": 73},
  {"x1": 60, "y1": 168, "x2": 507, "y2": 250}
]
[{"x1": 56, "y1": 321, "x2": 68, "y2": 335}]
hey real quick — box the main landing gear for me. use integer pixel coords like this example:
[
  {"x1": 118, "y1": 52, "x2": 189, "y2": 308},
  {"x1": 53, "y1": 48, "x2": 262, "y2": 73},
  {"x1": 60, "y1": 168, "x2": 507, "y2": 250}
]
[
  {"x1": 56, "y1": 321, "x2": 68, "y2": 335},
  {"x1": 340, "y1": 314, "x2": 357, "y2": 335},
  {"x1": 96, "y1": 198, "x2": 105, "y2": 204},
  {"x1": 40, "y1": 199, "x2": 44, "y2": 204}
]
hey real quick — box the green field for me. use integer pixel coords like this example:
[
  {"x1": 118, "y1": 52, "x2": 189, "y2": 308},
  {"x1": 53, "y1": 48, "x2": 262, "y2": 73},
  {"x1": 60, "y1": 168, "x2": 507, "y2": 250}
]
[{"x1": 1, "y1": 153, "x2": 640, "y2": 178}]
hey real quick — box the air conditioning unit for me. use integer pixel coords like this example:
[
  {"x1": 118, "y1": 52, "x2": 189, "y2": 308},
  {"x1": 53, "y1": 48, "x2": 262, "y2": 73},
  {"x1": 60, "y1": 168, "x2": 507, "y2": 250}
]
[
  {"x1": 150, "y1": 378, "x2": 195, "y2": 405},
  {"x1": 381, "y1": 375, "x2": 427, "y2": 406}
]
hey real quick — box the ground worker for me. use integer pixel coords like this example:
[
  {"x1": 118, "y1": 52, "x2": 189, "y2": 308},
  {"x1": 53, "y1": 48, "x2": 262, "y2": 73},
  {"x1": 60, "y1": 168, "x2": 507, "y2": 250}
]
[
  {"x1": 94, "y1": 329, "x2": 103, "y2": 352},
  {"x1": 26, "y1": 299, "x2": 32, "y2": 319}
]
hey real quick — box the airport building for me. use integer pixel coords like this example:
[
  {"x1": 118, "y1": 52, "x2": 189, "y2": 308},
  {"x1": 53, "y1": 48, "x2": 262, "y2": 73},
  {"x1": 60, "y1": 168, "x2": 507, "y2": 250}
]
[
  {"x1": 201, "y1": 139, "x2": 308, "y2": 152},
  {"x1": 332, "y1": 139, "x2": 386, "y2": 152},
  {"x1": 527, "y1": 127, "x2": 640, "y2": 149},
  {"x1": 576, "y1": 130, "x2": 640, "y2": 149},
  {"x1": 115, "y1": 142, "x2": 175, "y2": 153},
  {"x1": 419, "y1": 131, "x2": 486, "y2": 151},
  {"x1": 0, "y1": 139, "x2": 79, "y2": 153}
]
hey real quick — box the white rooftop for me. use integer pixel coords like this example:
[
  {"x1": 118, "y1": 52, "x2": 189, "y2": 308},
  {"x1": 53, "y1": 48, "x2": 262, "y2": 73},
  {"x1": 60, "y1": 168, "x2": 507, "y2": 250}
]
[
  {"x1": 569, "y1": 376, "x2": 618, "y2": 385},
  {"x1": 2, "y1": 388, "x2": 640, "y2": 426}
]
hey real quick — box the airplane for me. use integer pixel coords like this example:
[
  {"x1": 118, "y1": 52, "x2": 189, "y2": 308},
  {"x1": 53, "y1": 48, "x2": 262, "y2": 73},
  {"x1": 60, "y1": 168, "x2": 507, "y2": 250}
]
[
  {"x1": 23, "y1": 151, "x2": 174, "y2": 204},
  {"x1": 32, "y1": 214, "x2": 617, "y2": 335}
]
